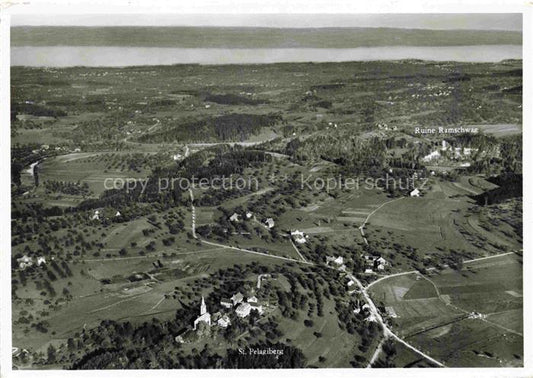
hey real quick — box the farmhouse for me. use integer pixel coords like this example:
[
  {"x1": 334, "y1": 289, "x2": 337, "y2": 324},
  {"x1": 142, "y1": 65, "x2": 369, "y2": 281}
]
[
  {"x1": 290, "y1": 230, "x2": 308, "y2": 244},
  {"x1": 246, "y1": 211, "x2": 253, "y2": 219},
  {"x1": 36, "y1": 256, "x2": 46, "y2": 266},
  {"x1": 17, "y1": 255, "x2": 33, "y2": 270},
  {"x1": 247, "y1": 295, "x2": 258, "y2": 303},
  {"x1": 231, "y1": 292, "x2": 244, "y2": 306},
  {"x1": 326, "y1": 256, "x2": 344, "y2": 266},
  {"x1": 217, "y1": 315, "x2": 231, "y2": 328},
  {"x1": 229, "y1": 213, "x2": 241, "y2": 222},
  {"x1": 235, "y1": 301, "x2": 264, "y2": 318},
  {"x1": 235, "y1": 302, "x2": 252, "y2": 318},
  {"x1": 410, "y1": 188, "x2": 420, "y2": 197},
  {"x1": 264, "y1": 218, "x2": 275, "y2": 229},
  {"x1": 374, "y1": 257, "x2": 388, "y2": 271},
  {"x1": 91, "y1": 210, "x2": 101, "y2": 220}
]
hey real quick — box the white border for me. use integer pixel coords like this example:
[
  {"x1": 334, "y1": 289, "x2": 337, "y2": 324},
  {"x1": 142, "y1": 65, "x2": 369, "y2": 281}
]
[{"x1": 1, "y1": 1, "x2": 531, "y2": 378}]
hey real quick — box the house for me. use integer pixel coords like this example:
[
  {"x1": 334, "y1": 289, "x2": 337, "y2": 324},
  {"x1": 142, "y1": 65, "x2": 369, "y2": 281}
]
[
  {"x1": 332, "y1": 256, "x2": 344, "y2": 265},
  {"x1": 115, "y1": 211, "x2": 121, "y2": 217},
  {"x1": 364, "y1": 268, "x2": 374, "y2": 274},
  {"x1": 347, "y1": 280, "x2": 355, "y2": 287},
  {"x1": 290, "y1": 230, "x2": 307, "y2": 244},
  {"x1": 217, "y1": 315, "x2": 231, "y2": 328},
  {"x1": 245, "y1": 212, "x2": 253, "y2": 219},
  {"x1": 374, "y1": 257, "x2": 388, "y2": 271},
  {"x1": 36, "y1": 256, "x2": 46, "y2": 266},
  {"x1": 410, "y1": 188, "x2": 420, "y2": 197},
  {"x1": 247, "y1": 295, "x2": 258, "y2": 303},
  {"x1": 326, "y1": 255, "x2": 344, "y2": 266},
  {"x1": 220, "y1": 298, "x2": 233, "y2": 309},
  {"x1": 264, "y1": 218, "x2": 275, "y2": 229},
  {"x1": 173, "y1": 153, "x2": 182, "y2": 161},
  {"x1": 193, "y1": 296, "x2": 212, "y2": 330},
  {"x1": 229, "y1": 213, "x2": 241, "y2": 223},
  {"x1": 91, "y1": 210, "x2": 101, "y2": 221},
  {"x1": 235, "y1": 302, "x2": 252, "y2": 318},
  {"x1": 17, "y1": 255, "x2": 33, "y2": 270},
  {"x1": 231, "y1": 292, "x2": 244, "y2": 306}
]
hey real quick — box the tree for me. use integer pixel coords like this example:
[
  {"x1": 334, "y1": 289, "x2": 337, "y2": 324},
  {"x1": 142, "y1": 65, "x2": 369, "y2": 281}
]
[
  {"x1": 67, "y1": 338, "x2": 75, "y2": 351},
  {"x1": 47, "y1": 344, "x2": 56, "y2": 363}
]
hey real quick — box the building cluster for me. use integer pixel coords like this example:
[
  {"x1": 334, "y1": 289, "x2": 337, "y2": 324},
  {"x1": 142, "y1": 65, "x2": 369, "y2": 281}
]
[
  {"x1": 352, "y1": 300, "x2": 377, "y2": 322},
  {"x1": 228, "y1": 211, "x2": 254, "y2": 223},
  {"x1": 363, "y1": 255, "x2": 389, "y2": 274},
  {"x1": 376, "y1": 122, "x2": 398, "y2": 131},
  {"x1": 220, "y1": 292, "x2": 265, "y2": 318},
  {"x1": 176, "y1": 291, "x2": 266, "y2": 344},
  {"x1": 326, "y1": 255, "x2": 347, "y2": 271},
  {"x1": 422, "y1": 140, "x2": 479, "y2": 163},
  {"x1": 16, "y1": 255, "x2": 46, "y2": 270},
  {"x1": 90, "y1": 208, "x2": 122, "y2": 221}
]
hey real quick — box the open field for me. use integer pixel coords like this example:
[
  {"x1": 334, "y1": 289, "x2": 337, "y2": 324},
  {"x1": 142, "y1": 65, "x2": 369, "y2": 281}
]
[
  {"x1": 12, "y1": 247, "x2": 291, "y2": 354},
  {"x1": 368, "y1": 253, "x2": 523, "y2": 367},
  {"x1": 276, "y1": 296, "x2": 362, "y2": 367}
]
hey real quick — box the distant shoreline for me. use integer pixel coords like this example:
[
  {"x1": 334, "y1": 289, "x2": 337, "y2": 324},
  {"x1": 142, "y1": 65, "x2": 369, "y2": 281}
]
[
  {"x1": 11, "y1": 26, "x2": 522, "y2": 49},
  {"x1": 10, "y1": 45, "x2": 522, "y2": 67}
]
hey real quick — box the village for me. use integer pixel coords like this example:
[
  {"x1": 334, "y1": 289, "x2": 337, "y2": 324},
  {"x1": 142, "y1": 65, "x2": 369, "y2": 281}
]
[{"x1": 174, "y1": 274, "x2": 272, "y2": 344}]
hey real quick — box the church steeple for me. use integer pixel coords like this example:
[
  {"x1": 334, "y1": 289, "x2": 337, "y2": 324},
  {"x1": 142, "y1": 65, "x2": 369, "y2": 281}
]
[{"x1": 200, "y1": 296, "x2": 207, "y2": 315}]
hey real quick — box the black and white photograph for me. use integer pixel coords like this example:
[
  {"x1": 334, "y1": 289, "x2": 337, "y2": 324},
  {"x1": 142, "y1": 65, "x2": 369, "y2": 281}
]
[{"x1": 1, "y1": 2, "x2": 530, "y2": 375}]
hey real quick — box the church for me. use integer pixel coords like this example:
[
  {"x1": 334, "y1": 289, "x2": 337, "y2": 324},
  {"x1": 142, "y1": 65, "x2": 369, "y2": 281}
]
[{"x1": 193, "y1": 296, "x2": 211, "y2": 330}]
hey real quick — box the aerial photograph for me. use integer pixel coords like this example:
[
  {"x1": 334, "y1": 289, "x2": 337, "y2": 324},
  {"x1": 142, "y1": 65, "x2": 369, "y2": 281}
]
[{"x1": 8, "y1": 13, "x2": 523, "y2": 370}]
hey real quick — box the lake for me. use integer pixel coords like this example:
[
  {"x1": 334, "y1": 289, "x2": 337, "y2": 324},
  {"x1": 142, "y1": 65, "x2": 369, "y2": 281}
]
[{"x1": 11, "y1": 45, "x2": 521, "y2": 67}]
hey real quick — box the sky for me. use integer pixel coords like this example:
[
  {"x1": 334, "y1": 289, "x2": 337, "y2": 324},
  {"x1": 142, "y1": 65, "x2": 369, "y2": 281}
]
[{"x1": 11, "y1": 14, "x2": 523, "y2": 31}]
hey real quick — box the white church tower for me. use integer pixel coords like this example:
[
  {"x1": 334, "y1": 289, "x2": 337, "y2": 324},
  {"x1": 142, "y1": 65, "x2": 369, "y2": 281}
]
[
  {"x1": 193, "y1": 295, "x2": 211, "y2": 330},
  {"x1": 200, "y1": 296, "x2": 207, "y2": 315}
]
